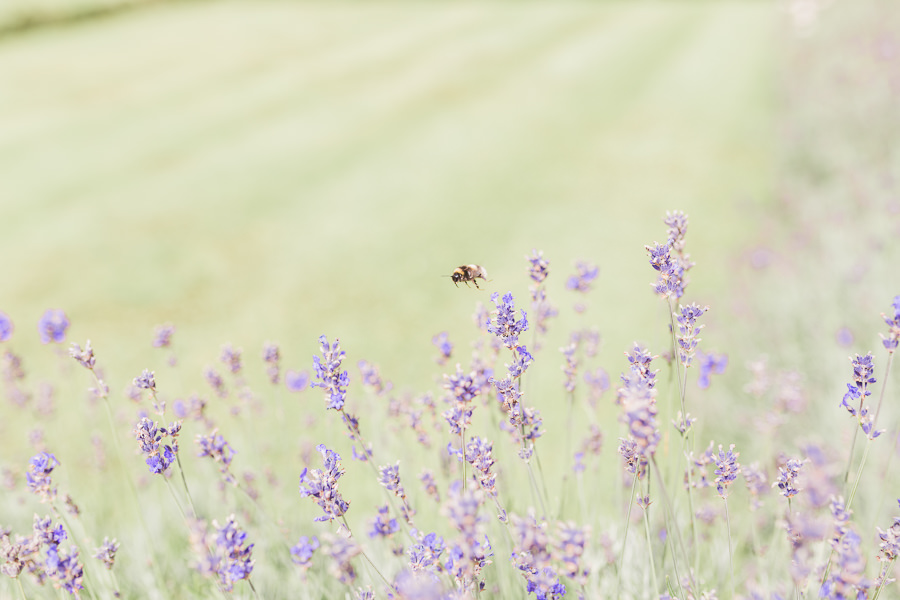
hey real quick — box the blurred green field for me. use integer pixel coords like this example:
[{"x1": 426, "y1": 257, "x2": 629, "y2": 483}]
[{"x1": 0, "y1": 0, "x2": 774, "y2": 393}]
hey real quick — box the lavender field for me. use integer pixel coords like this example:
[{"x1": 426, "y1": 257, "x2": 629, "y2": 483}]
[{"x1": 2, "y1": 0, "x2": 900, "y2": 598}]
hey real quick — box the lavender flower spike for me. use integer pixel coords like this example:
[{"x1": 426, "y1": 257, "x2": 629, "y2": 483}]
[
  {"x1": 712, "y1": 444, "x2": 741, "y2": 498},
  {"x1": 881, "y1": 295, "x2": 900, "y2": 353},
  {"x1": 487, "y1": 292, "x2": 528, "y2": 349},
  {"x1": 299, "y1": 444, "x2": 350, "y2": 523},
  {"x1": 311, "y1": 335, "x2": 350, "y2": 411}
]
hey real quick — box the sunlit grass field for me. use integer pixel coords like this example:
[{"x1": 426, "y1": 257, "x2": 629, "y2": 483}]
[{"x1": 9, "y1": 0, "x2": 900, "y2": 598}]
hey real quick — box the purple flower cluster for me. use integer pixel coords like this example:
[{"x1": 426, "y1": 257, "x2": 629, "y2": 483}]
[
  {"x1": 510, "y1": 515, "x2": 565, "y2": 600},
  {"x1": 37, "y1": 309, "x2": 69, "y2": 344},
  {"x1": 379, "y1": 463, "x2": 415, "y2": 524},
  {"x1": 133, "y1": 368, "x2": 156, "y2": 392},
  {"x1": 133, "y1": 417, "x2": 181, "y2": 475},
  {"x1": 262, "y1": 341, "x2": 280, "y2": 384},
  {"x1": 26, "y1": 452, "x2": 59, "y2": 503},
  {"x1": 560, "y1": 343, "x2": 577, "y2": 393},
  {"x1": 311, "y1": 335, "x2": 350, "y2": 411},
  {"x1": 880, "y1": 295, "x2": 900, "y2": 353},
  {"x1": 773, "y1": 457, "x2": 804, "y2": 499},
  {"x1": 0, "y1": 311, "x2": 13, "y2": 342},
  {"x1": 408, "y1": 531, "x2": 446, "y2": 573},
  {"x1": 675, "y1": 303, "x2": 709, "y2": 367},
  {"x1": 876, "y1": 502, "x2": 900, "y2": 564},
  {"x1": 204, "y1": 367, "x2": 228, "y2": 399},
  {"x1": 285, "y1": 369, "x2": 309, "y2": 392},
  {"x1": 712, "y1": 444, "x2": 741, "y2": 498},
  {"x1": 93, "y1": 537, "x2": 119, "y2": 570},
  {"x1": 443, "y1": 482, "x2": 492, "y2": 592},
  {"x1": 220, "y1": 343, "x2": 242, "y2": 375},
  {"x1": 840, "y1": 353, "x2": 882, "y2": 439},
  {"x1": 487, "y1": 292, "x2": 529, "y2": 349},
  {"x1": 526, "y1": 249, "x2": 550, "y2": 284},
  {"x1": 152, "y1": 323, "x2": 175, "y2": 348},
  {"x1": 368, "y1": 505, "x2": 400, "y2": 539},
  {"x1": 697, "y1": 351, "x2": 728, "y2": 388},
  {"x1": 465, "y1": 437, "x2": 498, "y2": 499},
  {"x1": 299, "y1": 444, "x2": 350, "y2": 523},
  {"x1": 617, "y1": 365, "x2": 660, "y2": 460},
  {"x1": 69, "y1": 341, "x2": 96, "y2": 371},
  {"x1": 290, "y1": 535, "x2": 319, "y2": 571},
  {"x1": 192, "y1": 516, "x2": 255, "y2": 592},
  {"x1": 565, "y1": 261, "x2": 598, "y2": 294},
  {"x1": 432, "y1": 332, "x2": 453, "y2": 366},
  {"x1": 196, "y1": 429, "x2": 237, "y2": 484},
  {"x1": 358, "y1": 360, "x2": 387, "y2": 395}
]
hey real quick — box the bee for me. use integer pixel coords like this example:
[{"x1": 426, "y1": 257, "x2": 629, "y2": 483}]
[{"x1": 449, "y1": 264, "x2": 489, "y2": 289}]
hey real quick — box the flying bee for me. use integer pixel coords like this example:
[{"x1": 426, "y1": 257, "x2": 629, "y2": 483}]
[{"x1": 449, "y1": 264, "x2": 489, "y2": 289}]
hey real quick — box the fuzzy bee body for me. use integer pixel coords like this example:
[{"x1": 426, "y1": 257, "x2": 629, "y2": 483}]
[{"x1": 451, "y1": 264, "x2": 488, "y2": 289}]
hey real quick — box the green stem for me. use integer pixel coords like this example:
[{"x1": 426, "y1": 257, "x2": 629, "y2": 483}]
[
  {"x1": 16, "y1": 577, "x2": 27, "y2": 600},
  {"x1": 724, "y1": 497, "x2": 735, "y2": 599},
  {"x1": 615, "y1": 474, "x2": 640, "y2": 597},
  {"x1": 642, "y1": 501, "x2": 660, "y2": 597},
  {"x1": 846, "y1": 437, "x2": 871, "y2": 512}
]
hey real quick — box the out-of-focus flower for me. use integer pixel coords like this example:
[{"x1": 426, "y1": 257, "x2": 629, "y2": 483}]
[{"x1": 38, "y1": 309, "x2": 69, "y2": 344}]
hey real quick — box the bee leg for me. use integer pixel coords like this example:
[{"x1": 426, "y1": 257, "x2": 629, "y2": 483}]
[
  {"x1": 454, "y1": 281, "x2": 459, "y2": 287},
  {"x1": 473, "y1": 280, "x2": 480, "y2": 289}
]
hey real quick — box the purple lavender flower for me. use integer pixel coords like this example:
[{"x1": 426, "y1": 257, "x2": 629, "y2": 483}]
[
  {"x1": 133, "y1": 417, "x2": 179, "y2": 475},
  {"x1": 526, "y1": 250, "x2": 550, "y2": 284},
  {"x1": 560, "y1": 343, "x2": 577, "y2": 393},
  {"x1": 358, "y1": 360, "x2": 387, "y2": 395},
  {"x1": 204, "y1": 367, "x2": 228, "y2": 399},
  {"x1": 68, "y1": 341, "x2": 95, "y2": 370},
  {"x1": 675, "y1": 303, "x2": 709, "y2": 367},
  {"x1": 697, "y1": 351, "x2": 728, "y2": 388},
  {"x1": 555, "y1": 522, "x2": 589, "y2": 585},
  {"x1": 26, "y1": 452, "x2": 60, "y2": 503},
  {"x1": 93, "y1": 537, "x2": 119, "y2": 570},
  {"x1": 311, "y1": 335, "x2": 350, "y2": 411},
  {"x1": 133, "y1": 368, "x2": 156, "y2": 392},
  {"x1": 0, "y1": 311, "x2": 13, "y2": 342},
  {"x1": 881, "y1": 295, "x2": 900, "y2": 353},
  {"x1": 197, "y1": 430, "x2": 237, "y2": 484},
  {"x1": 262, "y1": 341, "x2": 280, "y2": 384},
  {"x1": 565, "y1": 261, "x2": 598, "y2": 293},
  {"x1": 37, "y1": 309, "x2": 69, "y2": 344},
  {"x1": 617, "y1": 367, "x2": 660, "y2": 459},
  {"x1": 290, "y1": 535, "x2": 319, "y2": 570},
  {"x1": 819, "y1": 530, "x2": 870, "y2": 599},
  {"x1": 220, "y1": 343, "x2": 242, "y2": 375},
  {"x1": 743, "y1": 462, "x2": 769, "y2": 511},
  {"x1": 420, "y1": 471, "x2": 440, "y2": 503},
  {"x1": 840, "y1": 353, "x2": 876, "y2": 415},
  {"x1": 152, "y1": 323, "x2": 175, "y2": 348},
  {"x1": 299, "y1": 444, "x2": 350, "y2": 523},
  {"x1": 408, "y1": 531, "x2": 445, "y2": 573},
  {"x1": 44, "y1": 544, "x2": 84, "y2": 595},
  {"x1": 465, "y1": 437, "x2": 498, "y2": 499},
  {"x1": 487, "y1": 292, "x2": 529, "y2": 349},
  {"x1": 617, "y1": 437, "x2": 647, "y2": 478},
  {"x1": 712, "y1": 444, "x2": 741, "y2": 498},
  {"x1": 876, "y1": 502, "x2": 900, "y2": 563},
  {"x1": 583, "y1": 367, "x2": 610, "y2": 407},
  {"x1": 432, "y1": 332, "x2": 453, "y2": 366},
  {"x1": 369, "y1": 505, "x2": 400, "y2": 539},
  {"x1": 285, "y1": 369, "x2": 309, "y2": 392},
  {"x1": 326, "y1": 537, "x2": 361, "y2": 585},
  {"x1": 773, "y1": 458, "x2": 804, "y2": 499},
  {"x1": 211, "y1": 515, "x2": 254, "y2": 592}
]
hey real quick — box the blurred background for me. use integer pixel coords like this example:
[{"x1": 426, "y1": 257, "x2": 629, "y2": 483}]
[{"x1": 0, "y1": 0, "x2": 775, "y2": 395}]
